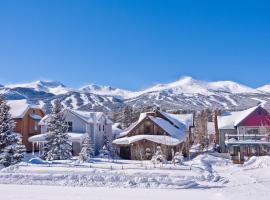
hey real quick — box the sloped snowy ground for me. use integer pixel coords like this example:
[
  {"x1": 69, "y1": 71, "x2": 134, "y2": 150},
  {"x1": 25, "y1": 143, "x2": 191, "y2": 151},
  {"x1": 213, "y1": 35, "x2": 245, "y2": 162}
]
[{"x1": 1, "y1": 154, "x2": 270, "y2": 199}]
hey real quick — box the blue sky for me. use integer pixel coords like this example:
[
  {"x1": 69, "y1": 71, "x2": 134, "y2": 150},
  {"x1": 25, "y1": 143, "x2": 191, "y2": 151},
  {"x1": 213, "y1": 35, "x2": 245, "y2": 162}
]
[{"x1": 0, "y1": 0, "x2": 270, "y2": 90}]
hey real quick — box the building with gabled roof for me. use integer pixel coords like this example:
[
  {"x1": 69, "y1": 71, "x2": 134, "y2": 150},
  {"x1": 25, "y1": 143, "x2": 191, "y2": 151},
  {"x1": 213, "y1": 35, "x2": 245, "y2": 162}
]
[
  {"x1": 113, "y1": 109, "x2": 194, "y2": 160},
  {"x1": 217, "y1": 105, "x2": 270, "y2": 162},
  {"x1": 7, "y1": 99, "x2": 45, "y2": 151},
  {"x1": 29, "y1": 108, "x2": 113, "y2": 155}
]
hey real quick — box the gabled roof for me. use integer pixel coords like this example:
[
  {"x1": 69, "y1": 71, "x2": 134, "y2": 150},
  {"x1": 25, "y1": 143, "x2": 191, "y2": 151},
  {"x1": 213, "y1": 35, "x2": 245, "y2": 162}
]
[
  {"x1": 117, "y1": 110, "x2": 192, "y2": 140},
  {"x1": 39, "y1": 108, "x2": 110, "y2": 125},
  {"x1": 158, "y1": 110, "x2": 194, "y2": 129},
  {"x1": 149, "y1": 116, "x2": 187, "y2": 140},
  {"x1": 7, "y1": 99, "x2": 43, "y2": 119},
  {"x1": 217, "y1": 105, "x2": 261, "y2": 129}
]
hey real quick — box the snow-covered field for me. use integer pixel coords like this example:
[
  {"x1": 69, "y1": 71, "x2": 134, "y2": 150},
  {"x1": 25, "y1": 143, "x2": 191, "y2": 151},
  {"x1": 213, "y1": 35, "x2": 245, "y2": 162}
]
[{"x1": 1, "y1": 154, "x2": 270, "y2": 199}]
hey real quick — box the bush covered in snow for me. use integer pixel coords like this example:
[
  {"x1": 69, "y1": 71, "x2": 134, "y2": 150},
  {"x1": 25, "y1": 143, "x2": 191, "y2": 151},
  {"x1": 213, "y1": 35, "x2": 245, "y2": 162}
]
[
  {"x1": 173, "y1": 152, "x2": 184, "y2": 165},
  {"x1": 151, "y1": 146, "x2": 167, "y2": 164}
]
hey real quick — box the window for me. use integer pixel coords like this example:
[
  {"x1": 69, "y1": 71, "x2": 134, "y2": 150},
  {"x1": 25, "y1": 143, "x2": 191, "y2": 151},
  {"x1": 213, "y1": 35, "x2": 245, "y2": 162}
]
[
  {"x1": 103, "y1": 125, "x2": 105, "y2": 132},
  {"x1": 34, "y1": 121, "x2": 38, "y2": 131},
  {"x1": 66, "y1": 122, "x2": 73, "y2": 132},
  {"x1": 99, "y1": 124, "x2": 101, "y2": 132},
  {"x1": 246, "y1": 128, "x2": 259, "y2": 135},
  {"x1": 144, "y1": 125, "x2": 151, "y2": 134}
]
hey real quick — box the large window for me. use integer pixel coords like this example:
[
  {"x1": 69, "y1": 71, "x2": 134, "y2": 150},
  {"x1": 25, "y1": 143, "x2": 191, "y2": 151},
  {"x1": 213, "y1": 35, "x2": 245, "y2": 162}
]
[
  {"x1": 66, "y1": 122, "x2": 73, "y2": 132},
  {"x1": 246, "y1": 128, "x2": 259, "y2": 135},
  {"x1": 34, "y1": 121, "x2": 38, "y2": 131}
]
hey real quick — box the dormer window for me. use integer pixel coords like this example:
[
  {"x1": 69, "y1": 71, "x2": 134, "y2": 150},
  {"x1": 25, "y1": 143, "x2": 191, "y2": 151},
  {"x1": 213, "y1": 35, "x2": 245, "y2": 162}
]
[{"x1": 34, "y1": 121, "x2": 38, "y2": 131}]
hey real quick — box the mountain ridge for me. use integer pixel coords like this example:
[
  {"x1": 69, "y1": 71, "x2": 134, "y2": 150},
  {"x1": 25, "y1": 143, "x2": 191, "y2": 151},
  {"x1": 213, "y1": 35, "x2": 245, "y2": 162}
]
[{"x1": 1, "y1": 77, "x2": 270, "y2": 113}]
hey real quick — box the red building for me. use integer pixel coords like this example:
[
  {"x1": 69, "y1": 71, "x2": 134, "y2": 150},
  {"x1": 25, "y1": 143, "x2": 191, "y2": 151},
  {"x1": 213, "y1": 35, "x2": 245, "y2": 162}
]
[{"x1": 217, "y1": 105, "x2": 270, "y2": 163}]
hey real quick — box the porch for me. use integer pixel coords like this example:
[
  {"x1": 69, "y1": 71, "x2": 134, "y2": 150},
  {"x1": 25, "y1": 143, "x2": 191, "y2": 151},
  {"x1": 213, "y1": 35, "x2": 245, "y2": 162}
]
[
  {"x1": 225, "y1": 134, "x2": 270, "y2": 163},
  {"x1": 28, "y1": 132, "x2": 87, "y2": 156}
]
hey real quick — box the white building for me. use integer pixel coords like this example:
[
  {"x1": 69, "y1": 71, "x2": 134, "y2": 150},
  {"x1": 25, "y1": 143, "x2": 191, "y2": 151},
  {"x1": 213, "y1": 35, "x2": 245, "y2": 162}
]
[{"x1": 28, "y1": 108, "x2": 113, "y2": 155}]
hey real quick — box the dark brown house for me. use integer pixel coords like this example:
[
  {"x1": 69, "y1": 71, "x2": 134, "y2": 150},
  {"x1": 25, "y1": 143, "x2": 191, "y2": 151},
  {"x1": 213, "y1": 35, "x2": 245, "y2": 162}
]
[
  {"x1": 113, "y1": 110, "x2": 194, "y2": 160},
  {"x1": 8, "y1": 100, "x2": 45, "y2": 151}
]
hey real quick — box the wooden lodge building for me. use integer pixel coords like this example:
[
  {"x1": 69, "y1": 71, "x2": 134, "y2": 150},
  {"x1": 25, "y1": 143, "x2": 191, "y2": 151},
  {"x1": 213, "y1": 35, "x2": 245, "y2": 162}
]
[
  {"x1": 7, "y1": 100, "x2": 45, "y2": 151},
  {"x1": 113, "y1": 110, "x2": 194, "y2": 160}
]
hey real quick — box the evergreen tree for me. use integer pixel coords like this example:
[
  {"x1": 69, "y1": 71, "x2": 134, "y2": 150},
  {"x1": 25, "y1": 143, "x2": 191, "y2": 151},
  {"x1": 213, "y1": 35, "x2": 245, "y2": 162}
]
[
  {"x1": 79, "y1": 136, "x2": 94, "y2": 162},
  {"x1": 122, "y1": 106, "x2": 133, "y2": 129},
  {"x1": 99, "y1": 131, "x2": 112, "y2": 159},
  {"x1": 13, "y1": 137, "x2": 26, "y2": 162},
  {"x1": 43, "y1": 100, "x2": 72, "y2": 161},
  {"x1": 0, "y1": 96, "x2": 26, "y2": 167},
  {"x1": 99, "y1": 145, "x2": 110, "y2": 158}
]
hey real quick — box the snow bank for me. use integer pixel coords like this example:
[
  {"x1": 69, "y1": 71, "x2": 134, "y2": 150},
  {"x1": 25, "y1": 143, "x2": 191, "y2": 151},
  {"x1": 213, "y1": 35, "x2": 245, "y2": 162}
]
[
  {"x1": 0, "y1": 155, "x2": 229, "y2": 189},
  {"x1": 0, "y1": 167, "x2": 200, "y2": 189},
  {"x1": 243, "y1": 156, "x2": 270, "y2": 169}
]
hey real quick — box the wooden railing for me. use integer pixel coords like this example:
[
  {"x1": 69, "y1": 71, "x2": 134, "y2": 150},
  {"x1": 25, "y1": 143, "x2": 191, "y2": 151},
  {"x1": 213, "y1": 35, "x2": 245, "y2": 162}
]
[{"x1": 225, "y1": 134, "x2": 270, "y2": 144}]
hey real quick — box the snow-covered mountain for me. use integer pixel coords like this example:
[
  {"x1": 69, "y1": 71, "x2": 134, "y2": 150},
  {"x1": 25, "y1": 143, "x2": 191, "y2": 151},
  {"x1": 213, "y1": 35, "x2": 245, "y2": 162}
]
[
  {"x1": 135, "y1": 76, "x2": 261, "y2": 96},
  {"x1": 6, "y1": 80, "x2": 71, "y2": 95},
  {"x1": 1, "y1": 76, "x2": 270, "y2": 113},
  {"x1": 79, "y1": 76, "x2": 262, "y2": 99},
  {"x1": 257, "y1": 85, "x2": 270, "y2": 93},
  {"x1": 80, "y1": 84, "x2": 132, "y2": 99}
]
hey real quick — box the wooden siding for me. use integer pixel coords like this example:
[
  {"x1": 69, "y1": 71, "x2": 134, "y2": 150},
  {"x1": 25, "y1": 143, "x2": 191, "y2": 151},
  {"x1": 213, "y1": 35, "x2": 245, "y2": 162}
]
[
  {"x1": 116, "y1": 116, "x2": 190, "y2": 160},
  {"x1": 14, "y1": 108, "x2": 45, "y2": 151}
]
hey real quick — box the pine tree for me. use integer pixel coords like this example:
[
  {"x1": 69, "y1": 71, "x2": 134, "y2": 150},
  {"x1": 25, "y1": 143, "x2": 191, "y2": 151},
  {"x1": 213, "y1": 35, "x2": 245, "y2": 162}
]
[
  {"x1": 0, "y1": 96, "x2": 26, "y2": 167},
  {"x1": 122, "y1": 106, "x2": 133, "y2": 129},
  {"x1": 43, "y1": 100, "x2": 72, "y2": 161},
  {"x1": 13, "y1": 137, "x2": 26, "y2": 162},
  {"x1": 99, "y1": 132, "x2": 112, "y2": 159},
  {"x1": 79, "y1": 136, "x2": 94, "y2": 162}
]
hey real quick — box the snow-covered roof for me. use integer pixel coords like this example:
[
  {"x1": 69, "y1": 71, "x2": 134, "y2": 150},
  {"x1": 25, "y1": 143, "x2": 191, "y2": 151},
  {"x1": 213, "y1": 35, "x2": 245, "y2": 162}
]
[
  {"x1": 217, "y1": 106, "x2": 260, "y2": 129},
  {"x1": 68, "y1": 109, "x2": 104, "y2": 123},
  {"x1": 7, "y1": 99, "x2": 42, "y2": 119},
  {"x1": 39, "y1": 108, "x2": 110, "y2": 125},
  {"x1": 117, "y1": 111, "x2": 191, "y2": 141},
  {"x1": 149, "y1": 116, "x2": 187, "y2": 141},
  {"x1": 159, "y1": 111, "x2": 194, "y2": 129},
  {"x1": 30, "y1": 114, "x2": 43, "y2": 120},
  {"x1": 113, "y1": 135, "x2": 182, "y2": 146},
  {"x1": 28, "y1": 132, "x2": 86, "y2": 143},
  {"x1": 112, "y1": 123, "x2": 123, "y2": 139},
  {"x1": 117, "y1": 113, "x2": 148, "y2": 138}
]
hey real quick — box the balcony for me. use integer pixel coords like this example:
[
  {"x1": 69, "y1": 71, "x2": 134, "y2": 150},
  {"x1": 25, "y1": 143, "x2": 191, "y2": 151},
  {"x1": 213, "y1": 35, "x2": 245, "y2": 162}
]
[{"x1": 225, "y1": 134, "x2": 270, "y2": 145}]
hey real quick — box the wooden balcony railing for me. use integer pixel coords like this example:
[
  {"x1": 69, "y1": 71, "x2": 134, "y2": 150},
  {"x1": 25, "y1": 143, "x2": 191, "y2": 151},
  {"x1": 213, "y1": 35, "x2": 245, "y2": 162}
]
[{"x1": 225, "y1": 134, "x2": 270, "y2": 144}]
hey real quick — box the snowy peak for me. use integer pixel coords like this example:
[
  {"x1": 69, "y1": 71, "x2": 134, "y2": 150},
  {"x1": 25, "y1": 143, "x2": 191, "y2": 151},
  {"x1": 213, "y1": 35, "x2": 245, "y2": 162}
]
[
  {"x1": 257, "y1": 85, "x2": 270, "y2": 93},
  {"x1": 138, "y1": 76, "x2": 261, "y2": 96},
  {"x1": 80, "y1": 84, "x2": 132, "y2": 99},
  {"x1": 207, "y1": 81, "x2": 260, "y2": 94},
  {"x1": 6, "y1": 80, "x2": 70, "y2": 95}
]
